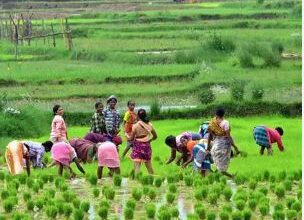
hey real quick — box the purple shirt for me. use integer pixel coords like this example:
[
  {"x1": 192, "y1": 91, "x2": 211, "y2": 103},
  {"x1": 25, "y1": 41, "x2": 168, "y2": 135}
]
[
  {"x1": 84, "y1": 133, "x2": 109, "y2": 144},
  {"x1": 23, "y1": 141, "x2": 45, "y2": 168}
]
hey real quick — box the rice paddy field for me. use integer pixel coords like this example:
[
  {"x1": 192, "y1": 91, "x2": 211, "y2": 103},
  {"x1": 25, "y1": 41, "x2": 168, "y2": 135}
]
[{"x1": 0, "y1": 0, "x2": 302, "y2": 219}]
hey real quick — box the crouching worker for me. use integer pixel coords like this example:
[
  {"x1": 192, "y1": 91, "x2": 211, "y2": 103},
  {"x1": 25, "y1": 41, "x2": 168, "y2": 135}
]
[
  {"x1": 5, "y1": 140, "x2": 31, "y2": 176},
  {"x1": 253, "y1": 126, "x2": 284, "y2": 155},
  {"x1": 69, "y1": 138, "x2": 97, "y2": 163},
  {"x1": 49, "y1": 142, "x2": 85, "y2": 178},
  {"x1": 97, "y1": 141, "x2": 120, "y2": 180}
]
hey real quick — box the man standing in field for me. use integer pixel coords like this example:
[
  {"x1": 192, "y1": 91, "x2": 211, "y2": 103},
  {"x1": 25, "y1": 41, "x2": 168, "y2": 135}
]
[{"x1": 253, "y1": 126, "x2": 284, "y2": 155}]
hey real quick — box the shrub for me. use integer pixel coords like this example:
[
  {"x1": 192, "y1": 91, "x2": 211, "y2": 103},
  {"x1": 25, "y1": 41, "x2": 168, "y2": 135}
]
[
  {"x1": 148, "y1": 188, "x2": 157, "y2": 200},
  {"x1": 223, "y1": 187, "x2": 232, "y2": 201},
  {"x1": 132, "y1": 188, "x2": 142, "y2": 201},
  {"x1": 80, "y1": 201, "x2": 90, "y2": 212},
  {"x1": 219, "y1": 211, "x2": 229, "y2": 220},
  {"x1": 113, "y1": 175, "x2": 122, "y2": 187},
  {"x1": 275, "y1": 185, "x2": 285, "y2": 199},
  {"x1": 124, "y1": 208, "x2": 134, "y2": 220},
  {"x1": 3, "y1": 199, "x2": 14, "y2": 213},
  {"x1": 285, "y1": 210, "x2": 297, "y2": 219},
  {"x1": 126, "y1": 199, "x2": 136, "y2": 210},
  {"x1": 251, "y1": 87, "x2": 264, "y2": 101},
  {"x1": 231, "y1": 82, "x2": 245, "y2": 102},
  {"x1": 98, "y1": 207, "x2": 108, "y2": 220},
  {"x1": 199, "y1": 89, "x2": 215, "y2": 105},
  {"x1": 145, "y1": 203, "x2": 156, "y2": 219},
  {"x1": 46, "y1": 206, "x2": 58, "y2": 218},
  {"x1": 166, "y1": 192, "x2": 175, "y2": 204},
  {"x1": 231, "y1": 211, "x2": 243, "y2": 220},
  {"x1": 168, "y1": 184, "x2": 177, "y2": 194},
  {"x1": 154, "y1": 177, "x2": 163, "y2": 187},
  {"x1": 206, "y1": 32, "x2": 235, "y2": 52},
  {"x1": 63, "y1": 204, "x2": 73, "y2": 218},
  {"x1": 207, "y1": 212, "x2": 216, "y2": 220},
  {"x1": 73, "y1": 209, "x2": 84, "y2": 220},
  {"x1": 93, "y1": 188, "x2": 100, "y2": 198},
  {"x1": 184, "y1": 176, "x2": 193, "y2": 186}
]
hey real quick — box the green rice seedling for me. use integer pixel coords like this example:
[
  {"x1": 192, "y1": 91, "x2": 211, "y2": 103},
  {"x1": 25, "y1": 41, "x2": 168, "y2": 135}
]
[
  {"x1": 178, "y1": 172, "x2": 183, "y2": 181},
  {"x1": 168, "y1": 184, "x2": 177, "y2": 194},
  {"x1": 211, "y1": 184, "x2": 222, "y2": 198},
  {"x1": 194, "y1": 179, "x2": 203, "y2": 188},
  {"x1": 207, "y1": 174, "x2": 215, "y2": 184},
  {"x1": 41, "y1": 174, "x2": 49, "y2": 184},
  {"x1": 274, "y1": 203, "x2": 284, "y2": 211},
  {"x1": 286, "y1": 197, "x2": 296, "y2": 209},
  {"x1": 283, "y1": 180, "x2": 292, "y2": 191},
  {"x1": 99, "y1": 199, "x2": 110, "y2": 209},
  {"x1": 26, "y1": 177, "x2": 34, "y2": 188},
  {"x1": 272, "y1": 210, "x2": 285, "y2": 220},
  {"x1": 187, "y1": 213, "x2": 199, "y2": 220},
  {"x1": 263, "y1": 170, "x2": 270, "y2": 181},
  {"x1": 35, "y1": 199, "x2": 44, "y2": 209},
  {"x1": 60, "y1": 183, "x2": 68, "y2": 192},
  {"x1": 3, "y1": 199, "x2": 14, "y2": 213},
  {"x1": 46, "y1": 206, "x2": 58, "y2": 218},
  {"x1": 148, "y1": 188, "x2": 156, "y2": 200},
  {"x1": 195, "y1": 206, "x2": 206, "y2": 220},
  {"x1": 62, "y1": 190, "x2": 75, "y2": 203},
  {"x1": 270, "y1": 183, "x2": 276, "y2": 192},
  {"x1": 22, "y1": 191, "x2": 31, "y2": 202},
  {"x1": 194, "y1": 188, "x2": 204, "y2": 201},
  {"x1": 8, "y1": 180, "x2": 19, "y2": 191},
  {"x1": 12, "y1": 212, "x2": 31, "y2": 220},
  {"x1": 275, "y1": 185, "x2": 285, "y2": 199},
  {"x1": 184, "y1": 176, "x2": 193, "y2": 186},
  {"x1": 92, "y1": 188, "x2": 100, "y2": 198},
  {"x1": 248, "y1": 179, "x2": 257, "y2": 190},
  {"x1": 145, "y1": 203, "x2": 156, "y2": 219},
  {"x1": 63, "y1": 204, "x2": 73, "y2": 218},
  {"x1": 258, "y1": 203, "x2": 269, "y2": 217},
  {"x1": 124, "y1": 207, "x2": 134, "y2": 220},
  {"x1": 147, "y1": 175, "x2": 154, "y2": 185},
  {"x1": 291, "y1": 201, "x2": 301, "y2": 212},
  {"x1": 48, "y1": 175, "x2": 54, "y2": 183},
  {"x1": 167, "y1": 174, "x2": 177, "y2": 184},
  {"x1": 292, "y1": 170, "x2": 301, "y2": 181},
  {"x1": 248, "y1": 199, "x2": 257, "y2": 211},
  {"x1": 234, "y1": 175, "x2": 246, "y2": 185},
  {"x1": 270, "y1": 175, "x2": 276, "y2": 182},
  {"x1": 98, "y1": 207, "x2": 108, "y2": 220},
  {"x1": 231, "y1": 211, "x2": 243, "y2": 220},
  {"x1": 47, "y1": 188, "x2": 56, "y2": 197},
  {"x1": 258, "y1": 186, "x2": 268, "y2": 196},
  {"x1": 0, "y1": 171, "x2": 5, "y2": 181},
  {"x1": 278, "y1": 170, "x2": 287, "y2": 181},
  {"x1": 37, "y1": 179, "x2": 44, "y2": 189},
  {"x1": 222, "y1": 204, "x2": 232, "y2": 213},
  {"x1": 236, "y1": 200, "x2": 246, "y2": 211},
  {"x1": 219, "y1": 176, "x2": 227, "y2": 185},
  {"x1": 73, "y1": 198, "x2": 81, "y2": 209},
  {"x1": 73, "y1": 209, "x2": 84, "y2": 220},
  {"x1": 17, "y1": 174, "x2": 27, "y2": 185},
  {"x1": 233, "y1": 189, "x2": 247, "y2": 202},
  {"x1": 143, "y1": 186, "x2": 150, "y2": 195},
  {"x1": 1, "y1": 190, "x2": 9, "y2": 200},
  {"x1": 126, "y1": 199, "x2": 136, "y2": 210},
  {"x1": 158, "y1": 208, "x2": 171, "y2": 220},
  {"x1": 32, "y1": 183, "x2": 40, "y2": 193},
  {"x1": 154, "y1": 177, "x2": 163, "y2": 187},
  {"x1": 285, "y1": 210, "x2": 297, "y2": 220},
  {"x1": 105, "y1": 188, "x2": 115, "y2": 200},
  {"x1": 132, "y1": 188, "x2": 142, "y2": 201},
  {"x1": 297, "y1": 190, "x2": 301, "y2": 200},
  {"x1": 113, "y1": 175, "x2": 122, "y2": 187},
  {"x1": 219, "y1": 211, "x2": 229, "y2": 220},
  {"x1": 170, "y1": 207, "x2": 179, "y2": 218},
  {"x1": 56, "y1": 201, "x2": 65, "y2": 215},
  {"x1": 166, "y1": 192, "x2": 175, "y2": 204},
  {"x1": 207, "y1": 212, "x2": 216, "y2": 220},
  {"x1": 54, "y1": 177, "x2": 64, "y2": 188},
  {"x1": 242, "y1": 209, "x2": 252, "y2": 220},
  {"x1": 26, "y1": 200, "x2": 34, "y2": 211},
  {"x1": 80, "y1": 201, "x2": 90, "y2": 212},
  {"x1": 223, "y1": 187, "x2": 232, "y2": 201},
  {"x1": 207, "y1": 193, "x2": 217, "y2": 205}
]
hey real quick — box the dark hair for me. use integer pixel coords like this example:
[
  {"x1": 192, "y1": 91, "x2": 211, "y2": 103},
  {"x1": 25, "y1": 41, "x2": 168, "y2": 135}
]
[
  {"x1": 165, "y1": 135, "x2": 176, "y2": 148},
  {"x1": 127, "y1": 100, "x2": 135, "y2": 106},
  {"x1": 275, "y1": 127, "x2": 284, "y2": 136},
  {"x1": 42, "y1": 141, "x2": 53, "y2": 152},
  {"x1": 95, "y1": 102, "x2": 103, "y2": 109},
  {"x1": 215, "y1": 108, "x2": 225, "y2": 118},
  {"x1": 137, "y1": 108, "x2": 149, "y2": 123},
  {"x1": 53, "y1": 104, "x2": 61, "y2": 115}
]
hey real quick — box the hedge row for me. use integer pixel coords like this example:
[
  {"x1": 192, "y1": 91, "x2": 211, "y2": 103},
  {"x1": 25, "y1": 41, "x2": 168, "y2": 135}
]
[{"x1": 64, "y1": 101, "x2": 301, "y2": 126}]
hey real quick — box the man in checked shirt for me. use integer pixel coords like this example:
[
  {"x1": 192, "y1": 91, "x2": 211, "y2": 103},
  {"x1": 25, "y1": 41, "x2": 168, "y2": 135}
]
[{"x1": 90, "y1": 101, "x2": 107, "y2": 134}]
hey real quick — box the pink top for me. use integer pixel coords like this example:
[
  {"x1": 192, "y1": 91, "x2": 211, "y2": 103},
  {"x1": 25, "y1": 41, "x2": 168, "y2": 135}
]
[
  {"x1": 97, "y1": 141, "x2": 120, "y2": 168},
  {"x1": 50, "y1": 115, "x2": 67, "y2": 141},
  {"x1": 219, "y1": 119, "x2": 229, "y2": 131},
  {"x1": 51, "y1": 142, "x2": 76, "y2": 166},
  {"x1": 176, "y1": 132, "x2": 192, "y2": 147},
  {"x1": 266, "y1": 128, "x2": 284, "y2": 151}
]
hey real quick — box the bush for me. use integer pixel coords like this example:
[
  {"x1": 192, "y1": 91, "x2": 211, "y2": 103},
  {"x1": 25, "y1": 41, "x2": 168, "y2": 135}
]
[
  {"x1": 231, "y1": 82, "x2": 245, "y2": 101},
  {"x1": 98, "y1": 207, "x2": 108, "y2": 220},
  {"x1": 166, "y1": 192, "x2": 175, "y2": 204},
  {"x1": 145, "y1": 203, "x2": 156, "y2": 219},
  {"x1": 113, "y1": 175, "x2": 122, "y2": 187},
  {"x1": 73, "y1": 209, "x2": 84, "y2": 220},
  {"x1": 251, "y1": 87, "x2": 264, "y2": 101},
  {"x1": 206, "y1": 32, "x2": 235, "y2": 52},
  {"x1": 80, "y1": 201, "x2": 90, "y2": 212},
  {"x1": 132, "y1": 188, "x2": 142, "y2": 201},
  {"x1": 124, "y1": 208, "x2": 134, "y2": 220},
  {"x1": 275, "y1": 185, "x2": 285, "y2": 199},
  {"x1": 199, "y1": 88, "x2": 215, "y2": 105}
]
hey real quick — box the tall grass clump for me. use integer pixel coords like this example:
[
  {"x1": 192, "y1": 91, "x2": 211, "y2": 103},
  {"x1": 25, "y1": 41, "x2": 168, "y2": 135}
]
[
  {"x1": 206, "y1": 32, "x2": 236, "y2": 52},
  {"x1": 251, "y1": 86, "x2": 264, "y2": 101},
  {"x1": 231, "y1": 81, "x2": 245, "y2": 101},
  {"x1": 150, "y1": 99, "x2": 161, "y2": 118},
  {"x1": 70, "y1": 48, "x2": 107, "y2": 62},
  {"x1": 199, "y1": 89, "x2": 215, "y2": 104},
  {"x1": 237, "y1": 48, "x2": 254, "y2": 68}
]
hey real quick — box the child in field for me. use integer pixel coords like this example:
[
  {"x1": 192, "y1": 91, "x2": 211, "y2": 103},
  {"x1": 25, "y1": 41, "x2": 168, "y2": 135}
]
[
  {"x1": 90, "y1": 101, "x2": 107, "y2": 134},
  {"x1": 122, "y1": 100, "x2": 137, "y2": 158},
  {"x1": 49, "y1": 142, "x2": 85, "y2": 178},
  {"x1": 50, "y1": 105, "x2": 68, "y2": 143},
  {"x1": 165, "y1": 132, "x2": 201, "y2": 165},
  {"x1": 129, "y1": 109, "x2": 157, "y2": 175},
  {"x1": 97, "y1": 140, "x2": 121, "y2": 180},
  {"x1": 253, "y1": 126, "x2": 284, "y2": 155}
]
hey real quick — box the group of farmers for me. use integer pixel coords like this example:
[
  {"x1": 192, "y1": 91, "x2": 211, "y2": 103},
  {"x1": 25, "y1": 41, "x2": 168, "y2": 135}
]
[{"x1": 4, "y1": 95, "x2": 285, "y2": 180}]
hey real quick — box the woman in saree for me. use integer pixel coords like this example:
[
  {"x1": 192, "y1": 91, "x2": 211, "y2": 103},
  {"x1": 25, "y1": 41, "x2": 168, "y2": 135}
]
[
  {"x1": 69, "y1": 138, "x2": 97, "y2": 163},
  {"x1": 128, "y1": 108, "x2": 157, "y2": 175},
  {"x1": 5, "y1": 140, "x2": 30, "y2": 176},
  {"x1": 207, "y1": 108, "x2": 234, "y2": 178}
]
